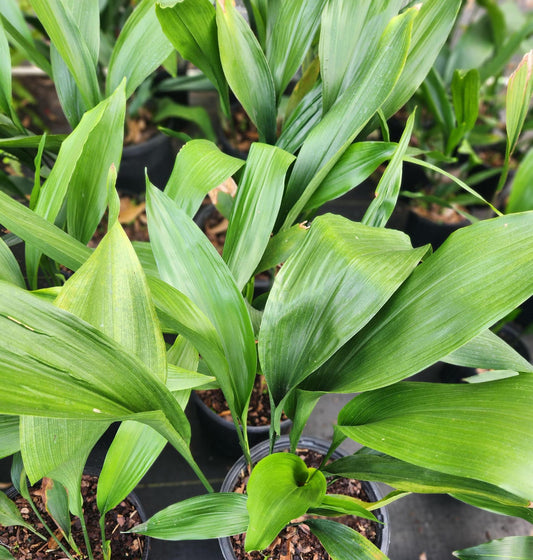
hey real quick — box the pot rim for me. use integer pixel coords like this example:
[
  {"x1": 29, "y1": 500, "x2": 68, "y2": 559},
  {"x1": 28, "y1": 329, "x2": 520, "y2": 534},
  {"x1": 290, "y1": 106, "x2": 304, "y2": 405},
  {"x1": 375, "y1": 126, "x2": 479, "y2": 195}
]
[{"x1": 218, "y1": 435, "x2": 391, "y2": 559}]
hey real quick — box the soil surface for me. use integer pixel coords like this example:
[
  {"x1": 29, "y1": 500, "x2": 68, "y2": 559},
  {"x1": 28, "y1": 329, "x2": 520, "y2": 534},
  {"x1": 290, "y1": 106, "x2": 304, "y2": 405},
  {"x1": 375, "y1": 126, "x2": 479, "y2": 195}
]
[
  {"x1": 221, "y1": 105, "x2": 259, "y2": 155},
  {"x1": 411, "y1": 202, "x2": 467, "y2": 225},
  {"x1": 0, "y1": 474, "x2": 146, "y2": 560},
  {"x1": 229, "y1": 448, "x2": 380, "y2": 560}
]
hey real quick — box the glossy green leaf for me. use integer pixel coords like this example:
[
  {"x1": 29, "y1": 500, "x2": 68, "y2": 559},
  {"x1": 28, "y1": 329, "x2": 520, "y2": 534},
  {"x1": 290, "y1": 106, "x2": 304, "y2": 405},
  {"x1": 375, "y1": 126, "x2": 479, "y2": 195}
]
[
  {"x1": 337, "y1": 377, "x2": 533, "y2": 500},
  {"x1": 223, "y1": 143, "x2": 295, "y2": 289},
  {"x1": 506, "y1": 51, "x2": 533, "y2": 158},
  {"x1": 245, "y1": 453, "x2": 327, "y2": 552},
  {"x1": 0, "y1": 490, "x2": 35, "y2": 532},
  {"x1": 324, "y1": 448, "x2": 530, "y2": 507},
  {"x1": 253, "y1": 222, "x2": 309, "y2": 275},
  {"x1": 0, "y1": 191, "x2": 91, "y2": 274},
  {"x1": 506, "y1": 148, "x2": 533, "y2": 213},
  {"x1": 29, "y1": 0, "x2": 101, "y2": 108},
  {"x1": 454, "y1": 536, "x2": 533, "y2": 560},
  {"x1": 0, "y1": 134, "x2": 66, "y2": 151},
  {"x1": 0, "y1": 237, "x2": 24, "y2": 288},
  {"x1": 147, "y1": 184, "x2": 256, "y2": 421},
  {"x1": 450, "y1": 493, "x2": 533, "y2": 524},
  {"x1": 306, "y1": 518, "x2": 387, "y2": 560},
  {"x1": 43, "y1": 478, "x2": 71, "y2": 539},
  {"x1": 0, "y1": 415, "x2": 19, "y2": 459},
  {"x1": 132, "y1": 493, "x2": 249, "y2": 540},
  {"x1": 452, "y1": 69, "x2": 480, "y2": 133},
  {"x1": 320, "y1": 0, "x2": 403, "y2": 113},
  {"x1": 156, "y1": 0, "x2": 230, "y2": 115},
  {"x1": 164, "y1": 139, "x2": 244, "y2": 217},
  {"x1": 379, "y1": 0, "x2": 462, "y2": 120},
  {"x1": 0, "y1": 19, "x2": 17, "y2": 127},
  {"x1": 304, "y1": 213, "x2": 533, "y2": 393},
  {"x1": 280, "y1": 8, "x2": 416, "y2": 229},
  {"x1": 259, "y1": 215, "x2": 426, "y2": 405},
  {"x1": 442, "y1": 329, "x2": 533, "y2": 372},
  {"x1": 308, "y1": 494, "x2": 378, "y2": 521},
  {"x1": 305, "y1": 142, "x2": 398, "y2": 212},
  {"x1": 362, "y1": 112, "x2": 415, "y2": 228},
  {"x1": 107, "y1": 0, "x2": 173, "y2": 98},
  {"x1": 266, "y1": 0, "x2": 326, "y2": 98},
  {"x1": 98, "y1": 421, "x2": 166, "y2": 516},
  {"x1": 216, "y1": 0, "x2": 277, "y2": 143},
  {"x1": 154, "y1": 99, "x2": 216, "y2": 142},
  {"x1": 61, "y1": 0, "x2": 100, "y2": 66},
  {"x1": 420, "y1": 68, "x2": 454, "y2": 142}
]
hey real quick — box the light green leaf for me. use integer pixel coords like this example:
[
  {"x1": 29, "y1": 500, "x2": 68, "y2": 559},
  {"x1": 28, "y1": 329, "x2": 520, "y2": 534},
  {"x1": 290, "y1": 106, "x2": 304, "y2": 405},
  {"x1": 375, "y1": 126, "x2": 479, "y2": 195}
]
[
  {"x1": 306, "y1": 518, "x2": 387, "y2": 560},
  {"x1": 320, "y1": 0, "x2": 403, "y2": 113},
  {"x1": 304, "y1": 213, "x2": 533, "y2": 393},
  {"x1": 324, "y1": 448, "x2": 530, "y2": 507},
  {"x1": 0, "y1": 545, "x2": 15, "y2": 559},
  {"x1": 362, "y1": 111, "x2": 415, "y2": 228},
  {"x1": 337, "y1": 377, "x2": 533, "y2": 500},
  {"x1": 0, "y1": 415, "x2": 19, "y2": 459},
  {"x1": 166, "y1": 364, "x2": 214, "y2": 392},
  {"x1": 0, "y1": 135, "x2": 66, "y2": 151},
  {"x1": 266, "y1": 0, "x2": 326, "y2": 99},
  {"x1": 154, "y1": 99, "x2": 217, "y2": 142},
  {"x1": 223, "y1": 143, "x2": 295, "y2": 289},
  {"x1": 506, "y1": 147, "x2": 533, "y2": 213},
  {"x1": 442, "y1": 329, "x2": 533, "y2": 372},
  {"x1": 29, "y1": 0, "x2": 101, "y2": 108},
  {"x1": 132, "y1": 493, "x2": 249, "y2": 540},
  {"x1": 506, "y1": 51, "x2": 533, "y2": 158},
  {"x1": 0, "y1": 18, "x2": 18, "y2": 127},
  {"x1": 156, "y1": 0, "x2": 230, "y2": 114},
  {"x1": 308, "y1": 494, "x2": 378, "y2": 521},
  {"x1": 0, "y1": 237, "x2": 24, "y2": 288},
  {"x1": 260, "y1": 215, "x2": 426, "y2": 405},
  {"x1": 146, "y1": 184, "x2": 256, "y2": 420},
  {"x1": 454, "y1": 536, "x2": 533, "y2": 560},
  {"x1": 164, "y1": 139, "x2": 244, "y2": 217},
  {"x1": 0, "y1": 490, "x2": 35, "y2": 532},
  {"x1": 280, "y1": 7, "x2": 416, "y2": 229},
  {"x1": 245, "y1": 453, "x2": 327, "y2": 552},
  {"x1": 216, "y1": 0, "x2": 277, "y2": 143},
  {"x1": 452, "y1": 69, "x2": 480, "y2": 132},
  {"x1": 107, "y1": 0, "x2": 172, "y2": 98}
]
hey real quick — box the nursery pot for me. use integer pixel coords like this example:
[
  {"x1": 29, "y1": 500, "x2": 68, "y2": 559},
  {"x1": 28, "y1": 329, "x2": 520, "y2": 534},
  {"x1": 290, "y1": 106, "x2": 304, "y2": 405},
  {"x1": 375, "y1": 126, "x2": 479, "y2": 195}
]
[
  {"x1": 3, "y1": 468, "x2": 150, "y2": 560},
  {"x1": 191, "y1": 390, "x2": 291, "y2": 457},
  {"x1": 218, "y1": 436, "x2": 390, "y2": 559},
  {"x1": 116, "y1": 132, "x2": 175, "y2": 193}
]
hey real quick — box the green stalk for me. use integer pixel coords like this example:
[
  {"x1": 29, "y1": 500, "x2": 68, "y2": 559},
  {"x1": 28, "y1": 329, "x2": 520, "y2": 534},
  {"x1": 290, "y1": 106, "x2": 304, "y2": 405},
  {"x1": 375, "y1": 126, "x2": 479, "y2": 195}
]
[
  {"x1": 78, "y1": 512, "x2": 95, "y2": 560},
  {"x1": 99, "y1": 515, "x2": 111, "y2": 560},
  {"x1": 232, "y1": 410, "x2": 252, "y2": 468}
]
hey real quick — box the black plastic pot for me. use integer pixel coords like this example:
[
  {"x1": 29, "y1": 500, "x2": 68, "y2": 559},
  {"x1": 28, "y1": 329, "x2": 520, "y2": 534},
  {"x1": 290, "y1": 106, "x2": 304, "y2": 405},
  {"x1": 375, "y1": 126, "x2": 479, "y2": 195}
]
[
  {"x1": 439, "y1": 323, "x2": 531, "y2": 383},
  {"x1": 404, "y1": 207, "x2": 469, "y2": 249},
  {"x1": 191, "y1": 390, "x2": 291, "y2": 457},
  {"x1": 116, "y1": 132, "x2": 175, "y2": 194},
  {"x1": 218, "y1": 436, "x2": 390, "y2": 559},
  {"x1": 4, "y1": 468, "x2": 150, "y2": 559}
]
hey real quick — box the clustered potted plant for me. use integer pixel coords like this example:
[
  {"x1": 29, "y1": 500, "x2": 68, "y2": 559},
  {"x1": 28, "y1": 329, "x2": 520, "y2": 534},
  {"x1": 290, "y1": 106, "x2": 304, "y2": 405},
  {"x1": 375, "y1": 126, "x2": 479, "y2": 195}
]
[{"x1": 1, "y1": 1, "x2": 533, "y2": 559}]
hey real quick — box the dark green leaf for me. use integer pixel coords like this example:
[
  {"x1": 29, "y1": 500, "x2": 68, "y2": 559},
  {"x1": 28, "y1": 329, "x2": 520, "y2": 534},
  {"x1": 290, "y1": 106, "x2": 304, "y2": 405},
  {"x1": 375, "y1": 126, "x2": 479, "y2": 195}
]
[{"x1": 453, "y1": 536, "x2": 533, "y2": 560}]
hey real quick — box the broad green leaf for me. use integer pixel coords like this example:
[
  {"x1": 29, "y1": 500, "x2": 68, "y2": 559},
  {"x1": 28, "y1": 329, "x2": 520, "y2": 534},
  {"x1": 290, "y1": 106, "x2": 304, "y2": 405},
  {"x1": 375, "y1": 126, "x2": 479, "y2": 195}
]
[
  {"x1": 0, "y1": 18, "x2": 18, "y2": 127},
  {"x1": 306, "y1": 518, "x2": 387, "y2": 560},
  {"x1": 253, "y1": 222, "x2": 309, "y2": 275},
  {"x1": 0, "y1": 135, "x2": 66, "y2": 151},
  {"x1": 280, "y1": 8, "x2": 416, "y2": 229},
  {"x1": 245, "y1": 453, "x2": 327, "y2": 552},
  {"x1": 305, "y1": 142, "x2": 398, "y2": 212},
  {"x1": 223, "y1": 143, "x2": 295, "y2": 290},
  {"x1": 29, "y1": 0, "x2": 101, "y2": 108},
  {"x1": 0, "y1": 545, "x2": 15, "y2": 559},
  {"x1": 61, "y1": 0, "x2": 100, "y2": 66},
  {"x1": 379, "y1": 0, "x2": 462, "y2": 120},
  {"x1": 156, "y1": 0, "x2": 230, "y2": 115},
  {"x1": 265, "y1": 0, "x2": 326, "y2": 99},
  {"x1": 0, "y1": 415, "x2": 19, "y2": 458},
  {"x1": 164, "y1": 139, "x2": 244, "y2": 217},
  {"x1": 362, "y1": 111, "x2": 415, "y2": 228},
  {"x1": 450, "y1": 493, "x2": 533, "y2": 524},
  {"x1": 0, "y1": 237, "x2": 24, "y2": 288},
  {"x1": 452, "y1": 69, "x2": 480, "y2": 133},
  {"x1": 442, "y1": 329, "x2": 533, "y2": 372},
  {"x1": 0, "y1": 490, "x2": 35, "y2": 532},
  {"x1": 337, "y1": 377, "x2": 533, "y2": 500},
  {"x1": 304, "y1": 213, "x2": 533, "y2": 393},
  {"x1": 420, "y1": 68, "x2": 455, "y2": 142},
  {"x1": 320, "y1": 0, "x2": 403, "y2": 113},
  {"x1": 0, "y1": 191, "x2": 91, "y2": 274},
  {"x1": 146, "y1": 184, "x2": 256, "y2": 421},
  {"x1": 43, "y1": 478, "x2": 71, "y2": 539},
  {"x1": 454, "y1": 536, "x2": 533, "y2": 560},
  {"x1": 132, "y1": 493, "x2": 249, "y2": 540},
  {"x1": 154, "y1": 99, "x2": 216, "y2": 142},
  {"x1": 324, "y1": 448, "x2": 530, "y2": 507},
  {"x1": 506, "y1": 51, "x2": 533, "y2": 158},
  {"x1": 308, "y1": 494, "x2": 378, "y2": 521},
  {"x1": 107, "y1": 0, "x2": 173, "y2": 98},
  {"x1": 463, "y1": 370, "x2": 518, "y2": 383},
  {"x1": 216, "y1": 0, "x2": 277, "y2": 144},
  {"x1": 259, "y1": 215, "x2": 427, "y2": 405},
  {"x1": 98, "y1": 421, "x2": 166, "y2": 516},
  {"x1": 506, "y1": 147, "x2": 533, "y2": 213}
]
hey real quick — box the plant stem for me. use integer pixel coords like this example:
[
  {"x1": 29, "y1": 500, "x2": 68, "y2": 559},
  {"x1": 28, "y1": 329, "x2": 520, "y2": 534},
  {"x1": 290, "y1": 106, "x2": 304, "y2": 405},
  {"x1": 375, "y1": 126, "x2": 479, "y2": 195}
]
[
  {"x1": 232, "y1": 411, "x2": 252, "y2": 467},
  {"x1": 78, "y1": 512, "x2": 95, "y2": 560}
]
